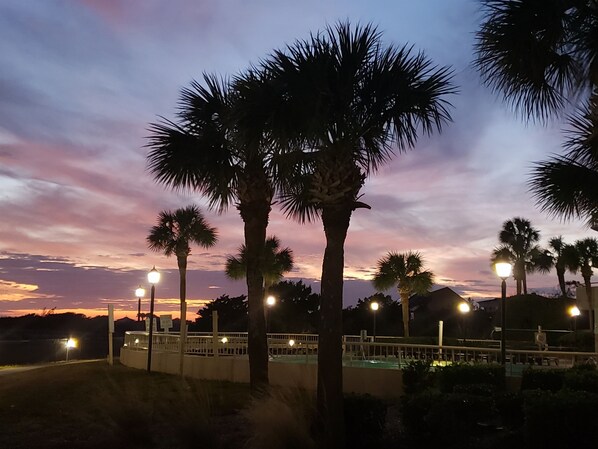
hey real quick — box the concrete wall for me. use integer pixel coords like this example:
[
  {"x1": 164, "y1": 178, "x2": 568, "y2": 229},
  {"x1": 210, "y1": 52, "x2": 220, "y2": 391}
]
[{"x1": 120, "y1": 348, "x2": 404, "y2": 398}]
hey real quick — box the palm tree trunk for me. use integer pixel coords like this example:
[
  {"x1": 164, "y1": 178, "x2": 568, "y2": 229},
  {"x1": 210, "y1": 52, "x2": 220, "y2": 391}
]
[
  {"x1": 523, "y1": 277, "x2": 528, "y2": 295},
  {"x1": 584, "y1": 276, "x2": 594, "y2": 334},
  {"x1": 400, "y1": 291, "x2": 410, "y2": 337},
  {"x1": 317, "y1": 205, "x2": 350, "y2": 449},
  {"x1": 177, "y1": 256, "x2": 187, "y2": 377},
  {"x1": 556, "y1": 268, "x2": 567, "y2": 298},
  {"x1": 242, "y1": 204, "x2": 270, "y2": 392}
]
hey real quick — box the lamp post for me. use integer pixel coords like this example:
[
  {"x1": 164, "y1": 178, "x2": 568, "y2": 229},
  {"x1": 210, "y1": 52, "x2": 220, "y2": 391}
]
[
  {"x1": 65, "y1": 338, "x2": 77, "y2": 362},
  {"x1": 146, "y1": 266, "x2": 160, "y2": 373},
  {"x1": 495, "y1": 262, "x2": 512, "y2": 365},
  {"x1": 370, "y1": 301, "x2": 379, "y2": 341},
  {"x1": 569, "y1": 305, "x2": 581, "y2": 332},
  {"x1": 135, "y1": 286, "x2": 145, "y2": 322},
  {"x1": 458, "y1": 302, "x2": 471, "y2": 344},
  {"x1": 265, "y1": 295, "x2": 276, "y2": 333}
]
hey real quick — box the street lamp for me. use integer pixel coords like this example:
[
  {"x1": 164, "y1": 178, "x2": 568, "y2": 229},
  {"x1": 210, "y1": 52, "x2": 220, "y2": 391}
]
[
  {"x1": 65, "y1": 338, "x2": 77, "y2": 362},
  {"x1": 569, "y1": 305, "x2": 581, "y2": 332},
  {"x1": 458, "y1": 302, "x2": 471, "y2": 344},
  {"x1": 265, "y1": 295, "x2": 276, "y2": 333},
  {"x1": 495, "y1": 262, "x2": 512, "y2": 365},
  {"x1": 135, "y1": 286, "x2": 145, "y2": 322},
  {"x1": 147, "y1": 266, "x2": 160, "y2": 373},
  {"x1": 370, "y1": 301, "x2": 380, "y2": 341}
]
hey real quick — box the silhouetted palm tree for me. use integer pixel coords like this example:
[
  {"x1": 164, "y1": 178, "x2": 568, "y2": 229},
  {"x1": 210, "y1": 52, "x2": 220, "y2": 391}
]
[
  {"x1": 147, "y1": 205, "x2": 217, "y2": 375},
  {"x1": 225, "y1": 236, "x2": 294, "y2": 295},
  {"x1": 147, "y1": 74, "x2": 275, "y2": 390},
  {"x1": 475, "y1": 0, "x2": 598, "y2": 225},
  {"x1": 570, "y1": 237, "x2": 598, "y2": 332},
  {"x1": 546, "y1": 236, "x2": 577, "y2": 298},
  {"x1": 252, "y1": 22, "x2": 454, "y2": 447},
  {"x1": 372, "y1": 251, "x2": 434, "y2": 337},
  {"x1": 491, "y1": 217, "x2": 541, "y2": 295}
]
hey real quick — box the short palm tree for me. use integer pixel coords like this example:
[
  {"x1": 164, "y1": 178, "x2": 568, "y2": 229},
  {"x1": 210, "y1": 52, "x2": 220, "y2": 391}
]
[
  {"x1": 147, "y1": 204, "x2": 217, "y2": 375},
  {"x1": 372, "y1": 251, "x2": 434, "y2": 337},
  {"x1": 544, "y1": 236, "x2": 578, "y2": 298},
  {"x1": 491, "y1": 217, "x2": 541, "y2": 295},
  {"x1": 475, "y1": 0, "x2": 598, "y2": 225},
  {"x1": 147, "y1": 74, "x2": 275, "y2": 390},
  {"x1": 570, "y1": 237, "x2": 598, "y2": 332},
  {"x1": 225, "y1": 236, "x2": 294, "y2": 295},
  {"x1": 256, "y1": 22, "x2": 454, "y2": 446}
]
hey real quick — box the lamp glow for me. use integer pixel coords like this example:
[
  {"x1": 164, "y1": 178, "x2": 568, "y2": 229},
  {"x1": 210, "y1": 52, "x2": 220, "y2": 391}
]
[
  {"x1": 135, "y1": 286, "x2": 145, "y2": 298},
  {"x1": 458, "y1": 302, "x2": 471, "y2": 314},
  {"x1": 495, "y1": 262, "x2": 512, "y2": 279},
  {"x1": 266, "y1": 295, "x2": 276, "y2": 306},
  {"x1": 370, "y1": 302, "x2": 379, "y2": 311},
  {"x1": 148, "y1": 266, "x2": 160, "y2": 284},
  {"x1": 221, "y1": 337, "x2": 228, "y2": 344},
  {"x1": 66, "y1": 338, "x2": 77, "y2": 349},
  {"x1": 569, "y1": 305, "x2": 581, "y2": 317},
  {"x1": 288, "y1": 339, "x2": 295, "y2": 347}
]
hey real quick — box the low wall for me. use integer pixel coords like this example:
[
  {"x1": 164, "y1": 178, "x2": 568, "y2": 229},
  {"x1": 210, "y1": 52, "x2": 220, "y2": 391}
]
[{"x1": 120, "y1": 348, "x2": 404, "y2": 398}]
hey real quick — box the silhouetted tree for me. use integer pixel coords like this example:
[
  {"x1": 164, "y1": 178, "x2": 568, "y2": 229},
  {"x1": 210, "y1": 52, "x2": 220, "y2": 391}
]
[{"x1": 372, "y1": 252, "x2": 434, "y2": 337}]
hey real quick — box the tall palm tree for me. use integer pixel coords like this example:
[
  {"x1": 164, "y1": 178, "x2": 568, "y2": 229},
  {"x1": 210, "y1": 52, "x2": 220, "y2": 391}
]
[
  {"x1": 570, "y1": 237, "x2": 598, "y2": 332},
  {"x1": 475, "y1": 0, "x2": 598, "y2": 225},
  {"x1": 146, "y1": 74, "x2": 275, "y2": 390},
  {"x1": 225, "y1": 235, "x2": 294, "y2": 295},
  {"x1": 147, "y1": 204, "x2": 217, "y2": 375},
  {"x1": 255, "y1": 22, "x2": 454, "y2": 446},
  {"x1": 372, "y1": 252, "x2": 434, "y2": 337},
  {"x1": 491, "y1": 217, "x2": 541, "y2": 295}
]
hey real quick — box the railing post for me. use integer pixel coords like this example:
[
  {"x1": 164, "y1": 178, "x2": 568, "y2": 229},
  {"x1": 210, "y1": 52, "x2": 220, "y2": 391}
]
[{"x1": 212, "y1": 310, "x2": 219, "y2": 357}]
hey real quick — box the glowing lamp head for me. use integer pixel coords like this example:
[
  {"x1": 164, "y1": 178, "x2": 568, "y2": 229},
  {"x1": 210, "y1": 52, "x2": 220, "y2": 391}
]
[
  {"x1": 458, "y1": 302, "x2": 471, "y2": 314},
  {"x1": 569, "y1": 305, "x2": 581, "y2": 317},
  {"x1": 266, "y1": 295, "x2": 276, "y2": 307},
  {"x1": 495, "y1": 262, "x2": 512, "y2": 280},
  {"x1": 370, "y1": 301, "x2": 379, "y2": 311},
  {"x1": 66, "y1": 338, "x2": 77, "y2": 349},
  {"x1": 288, "y1": 339, "x2": 295, "y2": 347},
  {"x1": 221, "y1": 337, "x2": 228, "y2": 344},
  {"x1": 148, "y1": 267, "x2": 160, "y2": 284},
  {"x1": 135, "y1": 286, "x2": 145, "y2": 298}
]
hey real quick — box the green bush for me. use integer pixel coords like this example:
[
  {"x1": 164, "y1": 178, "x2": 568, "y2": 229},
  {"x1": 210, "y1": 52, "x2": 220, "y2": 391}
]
[
  {"x1": 494, "y1": 392, "x2": 524, "y2": 429},
  {"x1": 344, "y1": 394, "x2": 387, "y2": 449},
  {"x1": 399, "y1": 391, "x2": 441, "y2": 438},
  {"x1": 523, "y1": 390, "x2": 598, "y2": 448},
  {"x1": 520, "y1": 368, "x2": 564, "y2": 391},
  {"x1": 453, "y1": 383, "x2": 496, "y2": 397},
  {"x1": 564, "y1": 368, "x2": 598, "y2": 393},
  {"x1": 401, "y1": 360, "x2": 435, "y2": 395},
  {"x1": 400, "y1": 391, "x2": 496, "y2": 448},
  {"x1": 437, "y1": 363, "x2": 505, "y2": 393}
]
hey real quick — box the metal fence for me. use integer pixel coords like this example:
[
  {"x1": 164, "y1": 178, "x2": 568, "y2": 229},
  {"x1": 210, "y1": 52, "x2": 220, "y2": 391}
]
[{"x1": 124, "y1": 331, "x2": 597, "y2": 374}]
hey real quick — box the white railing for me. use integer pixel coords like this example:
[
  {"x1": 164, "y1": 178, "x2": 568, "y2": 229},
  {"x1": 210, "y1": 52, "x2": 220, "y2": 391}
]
[{"x1": 123, "y1": 331, "x2": 597, "y2": 373}]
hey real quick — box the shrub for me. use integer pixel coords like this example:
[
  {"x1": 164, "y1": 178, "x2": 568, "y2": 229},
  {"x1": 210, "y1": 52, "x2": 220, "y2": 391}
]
[
  {"x1": 437, "y1": 363, "x2": 505, "y2": 393},
  {"x1": 523, "y1": 390, "x2": 598, "y2": 448},
  {"x1": 344, "y1": 394, "x2": 387, "y2": 449},
  {"x1": 563, "y1": 368, "x2": 598, "y2": 393},
  {"x1": 242, "y1": 388, "x2": 316, "y2": 449},
  {"x1": 399, "y1": 391, "x2": 441, "y2": 438},
  {"x1": 402, "y1": 360, "x2": 435, "y2": 395},
  {"x1": 520, "y1": 368, "x2": 564, "y2": 391},
  {"x1": 453, "y1": 383, "x2": 496, "y2": 397},
  {"x1": 494, "y1": 392, "x2": 524, "y2": 429}
]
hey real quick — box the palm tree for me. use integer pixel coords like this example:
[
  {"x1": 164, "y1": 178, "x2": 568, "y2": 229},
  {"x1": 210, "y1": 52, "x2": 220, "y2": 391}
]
[
  {"x1": 372, "y1": 252, "x2": 434, "y2": 337},
  {"x1": 147, "y1": 205, "x2": 217, "y2": 375},
  {"x1": 491, "y1": 217, "x2": 541, "y2": 295},
  {"x1": 542, "y1": 236, "x2": 578, "y2": 298},
  {"x1": 146, "y1": 74, "x2": 275, "y2": 390},
  {"x1": 529, "y1": 102, "x2": 598, "y2": 226},
  {"x1": 475, "y1": 0, "x2": 598, "y2": 225},
  {"x1": 570, "y1": 237, "x2": 598, "y2": 332},
  {"x1": 225, "y1": 235, "x2": 294, "y2": 295},
  {"x1": 255, "y1": 22, "x2": 455, "y2": 446}
]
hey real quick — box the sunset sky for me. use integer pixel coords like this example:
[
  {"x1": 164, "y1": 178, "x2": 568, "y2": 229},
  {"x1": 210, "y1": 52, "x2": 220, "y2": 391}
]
[{"x1": 0, "y1": 0, "x2": 592, "y2": 320}]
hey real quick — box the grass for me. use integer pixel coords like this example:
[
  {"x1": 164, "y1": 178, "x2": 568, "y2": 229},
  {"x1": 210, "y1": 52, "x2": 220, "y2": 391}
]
[{"x1": 0, "y1": 361, "x2": 252, "y2": 449}]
